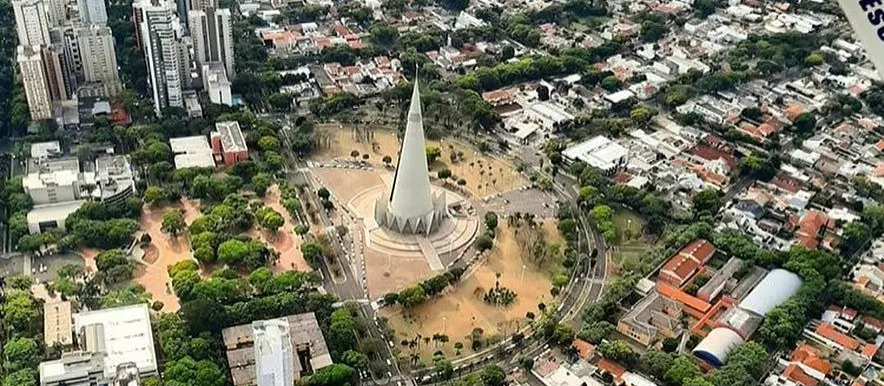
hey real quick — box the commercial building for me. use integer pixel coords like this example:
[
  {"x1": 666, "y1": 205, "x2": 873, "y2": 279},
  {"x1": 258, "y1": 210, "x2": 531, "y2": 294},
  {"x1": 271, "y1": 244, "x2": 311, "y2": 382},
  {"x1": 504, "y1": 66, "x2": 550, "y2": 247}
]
[
  {"x1": 27, "y1": 200, "x2": 86, "y2": 234},
  {"x1": 23, "y1": 155, "x2": 84, "y2": 205},
  {"x1": 137, "y1": 0, "x2": 185, "y2": 116},
  {"x1": 222, "y1": 313, "x2": 332, "y2": 386},
  {"x1": 189, "y1": 8, "x2": 234, "y2": 77},
  {"x1": 18, "y1": 45, "x2": 53, "y2": 120},
  {"x1": 76, "y1": 25, "x2": 122, "y2": 98},
  {"x1": 13, "y1": 0, "x2": 51, "y2": 47},
  {"x1": 562, "y1": 136, "x2": 629, "y2": 174},
  {"x1": 170, "y1": 135, "x2": 216, "y2": 169},
  {"x1": 203, "y1": 62, "x2": 232, "y2": 106},
  {"x1": 77, "y1": 0, "x2": 108, "y2": 25},
  {"x1": 212, "y1": 121, "x2": 248, "y2": 166},
  {"x1": 39, "y1": 304, "x2": 157, "y2": 386}
]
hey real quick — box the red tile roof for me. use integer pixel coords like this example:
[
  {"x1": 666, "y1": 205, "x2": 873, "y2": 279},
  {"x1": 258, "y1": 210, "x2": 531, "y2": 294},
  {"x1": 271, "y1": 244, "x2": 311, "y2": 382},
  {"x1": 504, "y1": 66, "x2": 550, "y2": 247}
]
[
  {"x1": 659, "y1": 240, "x2": 715, "y2": 286},
  {"x1": 657, "y1": 283, "x2": 711, "y2": 314},
  {"x1": 861, "y1": 343, "x2": 878, "y2": 359},
  {"x1": 794, "y1": 210, "x2": 832, "y2": 250},
  {"x1": 816, "y1": 323, "x2": 860, "y2": 351},
  {"x1": 572, "y1": 339, "x2": 595, "y2": 360},
  {"x1": 597, "y1": 358, "x2": 626, "y2": 379},
  {"x1": 688, "y1": 145, "x2": 737, "y2": 170},
  {"x1": 783, "y1": 363, "x2": 820, "y2": 386},
  {"x1": 791, "y1": 344, "x2": 832, "y2": 375}
]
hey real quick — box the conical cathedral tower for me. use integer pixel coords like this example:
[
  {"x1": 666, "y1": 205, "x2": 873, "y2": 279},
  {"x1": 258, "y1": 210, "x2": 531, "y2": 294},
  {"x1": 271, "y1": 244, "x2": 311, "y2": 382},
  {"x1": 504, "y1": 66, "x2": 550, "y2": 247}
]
[{"x1": 375, "y1": 80, "x2": 446, "y2": 235}]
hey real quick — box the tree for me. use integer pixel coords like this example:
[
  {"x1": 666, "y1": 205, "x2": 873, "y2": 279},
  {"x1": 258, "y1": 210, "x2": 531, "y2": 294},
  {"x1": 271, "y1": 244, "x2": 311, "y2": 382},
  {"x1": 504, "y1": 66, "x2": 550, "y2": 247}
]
[
  {"x1": 665, "y1": 356, "x2": 702, "y2": 386},
  {"x1": 317, "y1": 187, "x2": 331, "y2": 200},
  {"x1": 693, "y1": 0, "x2": 720, "y2": 17},
  {"x1": 484, "y1": 211, "x2": 499, "y2": 231},
  {"x1": 95, "y1": 249, "x2": 130, "y2": 272},
  {"x1": 600, "y1": 76, "x2": 622, "y2": 92},
  {"x1": 143, "y1": 186, "x2": 168, "y2": 204},
  {"x1": 217, "y1": 239, "x2": 251, "y2": 265},
  {"x1": 537, "y1": 85, "x2": 550, "y2": 101},
  {"x1": 342, "y1": 350, "x2": 370, "y2": 370},
  {"x1": 257, "y1": 136, "x2": 280, "y2": 151},
  {"x1": 578, "y1": 321, "x2": 615, "y2": 344},
  {"x1": 252, "y1": 173, "x2": 272, "y2": 196},
  {"x1": 662, "y1": 337, "x2": 679, "y2": 353},
  {"x1": 599, "y1": 340, "x2": 637, "y2": 364},
  {"x1": 630, "y1": 106, "x2": 655, "y2": 125},
  {"x1": 295, "y1": 224, "x2": 310, "y2": 236},
  {"x1": 793, "y1": 112, "x2": 817, "y2": 134},
  {"x1": 398, "y1": 285, "x2": 427, "y2": 307},
  {"x1": 481, "y1": 365, "x2": 507, "y2": 386},
  {"x1": 307, "y1": 364, "x2": 356, "y2": 386},
  {"x1": 301, "y1": 242, "x2": 324, "y2": 266},
  {"x1": 257, "y1": 206, "x2": 285, "y2": 233},
  {"x1": 2, "y1": 369, "x2": 37, "y2": 386},
  {"x1": 437, "y1": 169, "x2": 452, "y2": 180},
  {"x1": 163, "y1": 356, "x2": 227, "y2": 386},
  {"x1": 641, "y1": 21, "x2": 669, "y2": 42},
  {"x1": 162, "y1": 209, "x2": 186, "y2": 237},
  {"x1": 426, "y1": 145, "x2": 442, "y2": 163},
  {"x1": 638, "y1": 350, "x2": 674, "y2": 380},
  {"x1": 433, "y1": 355, "x2": 454, "y2": 380},
  {"x1": 382, "y1": 155, "x2": 393, "y2": 166},
  {"x1": 3, "y1": 291, "x2": 38, "y2": 334},
  {"x1": 519, "y1": 356, "x2": 535, "y2": 371},
  {"x1": 692, "y1": 189, "x2": 722, "y2": 217},
  {"x1": 476, "y1": 234, "x2": 494, "y2": 252},
  {"x1": 3, "y1": 337, "x2": 39, "y2": 371}
]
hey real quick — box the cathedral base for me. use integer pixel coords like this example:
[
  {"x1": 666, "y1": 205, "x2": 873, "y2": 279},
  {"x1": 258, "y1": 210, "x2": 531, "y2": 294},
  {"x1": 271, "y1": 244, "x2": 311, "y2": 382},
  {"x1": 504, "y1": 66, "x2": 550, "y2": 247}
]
[{"x1": 373, "y1": 192, "x2": 446, "y2": 236}]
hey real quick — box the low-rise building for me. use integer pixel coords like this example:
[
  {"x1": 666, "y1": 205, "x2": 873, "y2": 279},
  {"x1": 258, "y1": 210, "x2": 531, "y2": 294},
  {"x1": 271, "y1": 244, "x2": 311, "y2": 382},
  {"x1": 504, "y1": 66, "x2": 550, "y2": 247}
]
[
  {"x1": 617, "y1": 292, "x2": 683, "y2": 346},
  {"x1": 212, "y1": 121, "x2": 248, "y2": 167},
  {"x1": 562, "y1": 136, "x2": 629, "y2": 174},
  {"x1": 170, "y1": 135, "x2": 216, "y2": 169},
  {"x1": 659, "y1": 239, "x2": 715, "y2": 287}
]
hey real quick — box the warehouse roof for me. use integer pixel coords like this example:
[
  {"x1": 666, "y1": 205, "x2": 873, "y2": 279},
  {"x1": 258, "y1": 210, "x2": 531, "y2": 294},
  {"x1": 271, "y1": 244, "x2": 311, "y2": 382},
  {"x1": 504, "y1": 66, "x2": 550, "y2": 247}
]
[{"x1": 738, "y1": 269, "x2": 802, "y2": 316}]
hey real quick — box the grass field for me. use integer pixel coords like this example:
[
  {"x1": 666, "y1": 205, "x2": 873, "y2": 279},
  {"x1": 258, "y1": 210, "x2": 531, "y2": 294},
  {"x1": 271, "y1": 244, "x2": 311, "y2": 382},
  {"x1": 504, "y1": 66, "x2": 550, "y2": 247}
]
[{"x1": 610, "y1": 210, "x2": 654, "y2": 271}]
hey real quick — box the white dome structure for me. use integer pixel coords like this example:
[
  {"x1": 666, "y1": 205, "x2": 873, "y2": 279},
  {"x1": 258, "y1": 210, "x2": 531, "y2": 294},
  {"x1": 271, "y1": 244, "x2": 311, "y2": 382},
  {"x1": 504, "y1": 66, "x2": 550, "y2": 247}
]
[
  {"x1": 692, "y1": 327, "x2": 745, "y2": 367},
  {"x1": 738, "y1": 268, "x2": 803, "y2": 316}
]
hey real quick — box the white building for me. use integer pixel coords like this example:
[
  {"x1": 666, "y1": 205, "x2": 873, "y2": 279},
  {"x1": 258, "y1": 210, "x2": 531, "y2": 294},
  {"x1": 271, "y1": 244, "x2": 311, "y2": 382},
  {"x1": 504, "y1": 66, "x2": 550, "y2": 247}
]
[
  {"x1": 76, "y1": 25, "x2": 122, "y2": 97},
  {"x1": 562, "y1": 135, "x2": 629, "y2": 174},
  {"x1": 72, "y1": 304, "x2": 158, "y2": 378},
  {"x1": 17, "y1": 45, "x2": 53, "y2": 120},
  {"x1": 203, "y1": 62, "x2": 232, "y2": 106},
  {"x1": 77, "y1": 0, "x2": 108, "y2": 25},
  {"x1": 189, "y1": 8, "x2": 235, "y2": 77},
  {"x1": 137, "y1": 0, "x2": 185, "y2": 116},
  {"x1": 252, "y1": 319, "x2": 295, "y2": 386},
  {"x1": 27, "y1": 200, "x2": 86, "y2": 234},
  {"x1": 13, "y1": 0, "x2": 51, "y2": 47},
  {"x1": 170, "y1": 135, "x2": 216, "y2": 169}
]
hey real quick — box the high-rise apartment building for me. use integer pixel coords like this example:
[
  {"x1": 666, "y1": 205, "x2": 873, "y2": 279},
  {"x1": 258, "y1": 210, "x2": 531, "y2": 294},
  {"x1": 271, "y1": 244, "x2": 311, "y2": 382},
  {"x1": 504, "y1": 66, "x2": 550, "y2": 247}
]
[
  {"x1": 137, "y1": 0, "x2": 184, "y2": 116},
  {"x1": 44, "y1": 0, "x2": 66, "y2": 27},
  {"x1": 13, "y1": 0, "x2": 52, "y2": 47},
  {"x1": 76, "y1": 25, "x2": 122, "y2": 97},
  {"x1": 77, "y1": 0, "x2": 107, "y2": 25},
  {"x1": 189, "y1": 8, "x2": 234, "y2": 77},
  {"x1": 41, "y1": 45, "x2": 72, "y2": 101},
  {"x1": 17, "y1": 45, "x2": 53, "y2": 120}
]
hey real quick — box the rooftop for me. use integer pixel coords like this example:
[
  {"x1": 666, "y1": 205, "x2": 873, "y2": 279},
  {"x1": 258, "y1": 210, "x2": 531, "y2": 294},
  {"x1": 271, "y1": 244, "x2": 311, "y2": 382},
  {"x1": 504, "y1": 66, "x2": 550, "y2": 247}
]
[
  {"x1": 31, "y1": 141, "x2": 62, "y2": 158},
  {"x1": 73, "y1": 303, "x2": 157, "y2": 378},
  {"x1": 562, "y1": 135, "x2": 629, "y2": 171},
  {"x1": 215, "y1": 121, "x2": 248, "y2": 153},
  {"x1": 169, "y1": 136, "x2": 215, "y2": 169},
  {"x1": 44, "y1": 301, "x2": 73, "y2": 346},
  {"x1": 27, "y1": 201, "x2": 87, "y2": 225}
]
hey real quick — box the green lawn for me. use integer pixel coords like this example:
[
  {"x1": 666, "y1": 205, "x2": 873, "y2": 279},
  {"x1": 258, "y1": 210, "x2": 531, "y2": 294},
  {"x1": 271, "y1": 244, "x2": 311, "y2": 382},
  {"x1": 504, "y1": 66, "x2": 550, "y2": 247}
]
[{"x1": 610, "y1": 210, "x2": 654, "y2": 269}]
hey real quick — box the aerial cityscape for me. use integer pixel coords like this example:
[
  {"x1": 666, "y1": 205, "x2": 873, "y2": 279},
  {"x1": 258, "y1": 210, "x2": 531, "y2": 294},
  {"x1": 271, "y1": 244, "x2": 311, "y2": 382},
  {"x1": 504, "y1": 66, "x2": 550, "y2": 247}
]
[{"x1": 1, "y1": 0, "x2": 884, "y2": 384}]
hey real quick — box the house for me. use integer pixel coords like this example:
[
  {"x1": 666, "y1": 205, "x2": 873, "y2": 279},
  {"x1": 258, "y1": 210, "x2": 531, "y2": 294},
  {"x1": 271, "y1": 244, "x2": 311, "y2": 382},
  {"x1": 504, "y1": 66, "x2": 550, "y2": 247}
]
[
  {"x1": 794, "y1": 210, "x2": 833, "y2": 250},
  {"x1": 815, "y1": 322, "x2": 860, "y2": 351}
]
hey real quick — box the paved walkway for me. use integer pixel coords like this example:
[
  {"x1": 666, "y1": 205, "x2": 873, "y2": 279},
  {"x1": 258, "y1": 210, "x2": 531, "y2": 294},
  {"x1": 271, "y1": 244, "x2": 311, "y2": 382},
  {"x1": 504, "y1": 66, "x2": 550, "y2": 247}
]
[{"x1": 417, "y1": 237, "x2": 444, "y2": 272}]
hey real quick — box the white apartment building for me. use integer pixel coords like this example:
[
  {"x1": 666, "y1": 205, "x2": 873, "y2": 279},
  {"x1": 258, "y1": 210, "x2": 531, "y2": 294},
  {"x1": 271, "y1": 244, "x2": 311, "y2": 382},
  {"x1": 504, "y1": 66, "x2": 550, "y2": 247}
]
[
  {"x1": 17, "y1": 45, "x2": 53, "y2": 120},
  {"x1": 203, "y1": 62, "x2": 232, "y2": 106},
  {"x1": 76, "y1": 25, "x2": 122, "y2": 97},
  {"x1": 77, "y1": 0, "x2": 108, "y2": 25},
  {"x1": 137, "y1": 0, "x2": 185, "y2": 116},
  {"x1": 189, "y1": 8, "x2": 235, "y2": 77},
  {"x1": 13, "y1": 0, "x2": 51, "y2": 46}
]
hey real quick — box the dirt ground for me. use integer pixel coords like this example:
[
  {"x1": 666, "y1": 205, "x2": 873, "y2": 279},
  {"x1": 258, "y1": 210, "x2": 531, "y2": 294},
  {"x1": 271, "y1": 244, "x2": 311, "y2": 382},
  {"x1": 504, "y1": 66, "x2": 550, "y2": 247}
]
[
  {"x1": 313, "y1": 126, "x2": 402, "y2": 168},
  {"x1": 311, "y1": 126, "x2": 527, "y2": 198},
  {"x1": 382, "y1": 221, "x2": 563, "y2": 359},
  {"x1": 364, "y1": 245, "x2": 434, "y2": 300},
  {"x1": 312, "y1": 167, "x2": 384, "y2": 204},
  {"x1": 132, "y1": 198, "x2": 202, "y2": 312},
  {"x1": 247, "y1": 185, "x2": 311, "y2": 273}
]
